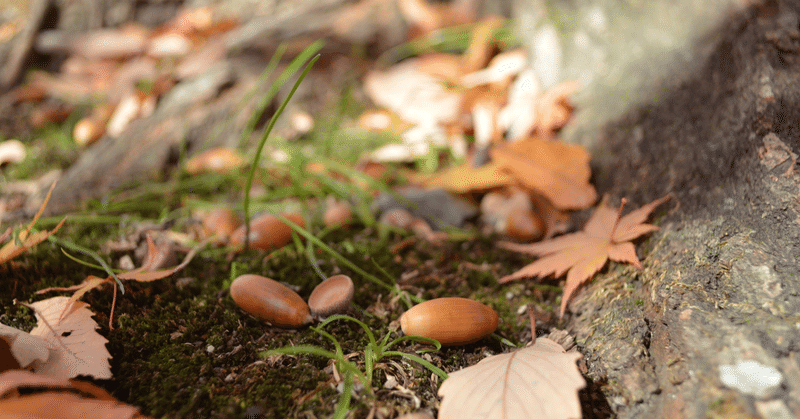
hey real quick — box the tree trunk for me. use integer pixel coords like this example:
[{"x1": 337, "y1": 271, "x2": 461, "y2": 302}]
[{"x1": 571, "y1": 1, "x2": 800, "y2": 417}]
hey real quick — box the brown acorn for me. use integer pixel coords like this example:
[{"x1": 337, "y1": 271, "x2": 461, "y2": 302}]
[
  {"x1": 229, "y1": 213, "x2": 305, "y2": 250},
  {"x1": 308, "y1": 274, "x2": 354, "y2": 317},
  {"x1": 229, "y1": 274, "x2": 312, "y2": 328},
  {"x1": 201, "y1": 208, "x2": 240, "y2": 241},
  {"x1": 400, "y1": 297, "x2": 498, "y2": 346},
  {"x1": 185, "y1": 147, "x2": 244, "y2": 175},
  {"x1": 323, "y1": 197, "x2": 353, "y2": 228},
  {"x1": 505, "y1": 208, "x2": 544, "y2": 241}
]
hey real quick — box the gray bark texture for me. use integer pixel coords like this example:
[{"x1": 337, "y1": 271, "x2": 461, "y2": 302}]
[{"x1": 569, "y1": 1, "x2": 800, "y2": 418}]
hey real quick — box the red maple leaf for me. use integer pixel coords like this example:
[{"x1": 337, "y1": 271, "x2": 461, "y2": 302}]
[{"x1": 498, "y1": 194, "x2": 670, "y2": 317}]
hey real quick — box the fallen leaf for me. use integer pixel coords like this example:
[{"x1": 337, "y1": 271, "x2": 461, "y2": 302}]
[
  {"x1": 490, "y1": 136, "x2": 596, "y2": 210},
  {"x1": 417, "y1": 161, "x2": 512, "y2": 193},
  {"x1": 38, "y1": 233, "x2": 207, "y2": 329},
  {"x1": 0, "y1": 182, "x2": 66, "y2": 265},
  {"x1": 0, "y1": 297, "x2": 111, "y2": 380},
  {"x1": 498, "y1": 195, "x2": 670, "y2": 317},
  {"x1": 534, "y1": 80, "x2": 581, "y2": 137},
  {"x1": 364, "y1": 58, "x2": 462, "y2": 127},
  {"x1": 438, "y1": 338, "x2": 585, "y2": 419},
  {"x1": 398, "y1": 0, "x2": 474, "y2": 35},
  {"x1": 0, "y1": 370, "x2": 150, "y2": 418}
]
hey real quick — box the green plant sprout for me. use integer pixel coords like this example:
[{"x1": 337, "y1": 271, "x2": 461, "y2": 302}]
[
  {"x1": 265, "y1": 210, "x2": 424, "y2": 306},
  {"x1": 242, "y1": 49, "x2": 320, "y2": 250},
  {"x1": 47, "y1": 235, "x2": 124, "y2": 293},
  {"x1": 263, "y1": 314, "x2": 447, "y2": 419}
]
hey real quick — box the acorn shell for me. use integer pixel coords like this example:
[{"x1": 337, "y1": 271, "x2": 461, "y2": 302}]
[
  {"x1": 229, "y1": 274, "x2": 312, "y2": 328},
  {"x1": 323, "y1": 198, "x2": 353, "y2": 227},
  {"x1": 505, "y1": 208, "x2": 544, "y2": 241},
  {"x1": 400, "y1": 297, "x2": 498, "y2": 346},
  {"x1": 229, "y1": 213, "x2": 305, "y2": 250},
  {"x1": 201, "y1": 208, "x2": 241, "y2": 240},
  {"x1": 308, "y1": 274, "x2": 354, "y2": 317}
]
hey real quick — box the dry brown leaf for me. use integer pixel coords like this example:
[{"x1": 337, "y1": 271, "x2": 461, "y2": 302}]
[
  {"x1": 398, "y1": 0, "x2": 474, "y2": 35},
  {"x1": 0, "y1": 370, "x2": 150, "y2": 418},
  {"x1": 38, "y1": 233, "x2": 206, "y2": 329},
  {"x1": 364, "y1": 58, "x2": 462, "y2": 127},
  {"x1": 498, "y1": 195, "x2": 670, "y2": 317},
  {"x1": 0, "y1": 297, "x2": 111, "y2": 380},
  {"x1": 490, "y1": 137, "x2": 596, "y2": 210},
  {"x1": 535, "y1": 80, "x2": 581, "y2": 136},
  {"x1": 415, "y1": 161, "x2": 512, "y2": 193},
  {"x1": 0, "y1": 182, "x2": 66, "y2": 265},
  {"x1": 438, "y1": 338, "x2": 585, "y2": 419},
  {"x1": 461, "y1": 17, "x2": 503, "y2": 74}
]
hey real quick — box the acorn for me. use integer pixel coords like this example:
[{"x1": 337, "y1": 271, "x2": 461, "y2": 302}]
[
  {"x1": 504, "y1": 208, "x2": 544, "y2": 241},
  {"x1": 73, "y1": 117, "x2": 105, "y2": 146},
  {"x1": 323, "y1": 197, "x2": 353, "y2": 227},
  {"x1": 308, "y1": 274, "x2": 354, "y2": 317},
  {"x1": 379, "y1": 208, "x2": 413, "y2": 229},
  {"x1": 229, "y1": 274, "x2": 312, "y2": 328},
  {"x1": 185, "y1": 147, "x2": 244, "y2": 175},
  {"x1": 399, "y1": 297, "x2": 498, "y2": 346},
  {"x1": 201, "y1": 208, "x2": 241, "y2": 242},
  {"x1": 229, "y1": 213, "x2": 304, "y2": 250}
]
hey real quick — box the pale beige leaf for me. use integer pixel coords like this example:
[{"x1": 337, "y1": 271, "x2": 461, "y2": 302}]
[
  {"x1": 0, "y1": 323, "x2": 50, "y2": 369},
  {"x1": 438, "y1": 338, "x2": 585, "y2": 419},
  {"x1": 364, "y1": 58, "x2": 461, "y2": 126},
  {"x1": 28, "y1": 296, "x2": 111, "y2": 379}
]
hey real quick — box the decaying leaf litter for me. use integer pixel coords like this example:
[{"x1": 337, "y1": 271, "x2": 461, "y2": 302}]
[{"x1": 0, "y1": 1, "x2": 671, "y2": 417}]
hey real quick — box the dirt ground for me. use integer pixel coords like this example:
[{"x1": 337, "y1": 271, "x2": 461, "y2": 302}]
[{"x1": 3, "y1": 0, "x2": 800, "y2": 418}]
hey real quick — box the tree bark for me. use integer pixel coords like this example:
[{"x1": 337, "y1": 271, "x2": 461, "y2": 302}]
[{"x1": 571, "y1": 1, "x2": 800, "y2": 417}]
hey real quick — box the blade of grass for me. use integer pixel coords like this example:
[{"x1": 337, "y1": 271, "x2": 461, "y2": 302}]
[
  {"x1": 200, "y1": 43, "x2": 287, "y2": 152},
  {"x1": 47, "y1": 236, "x2": 124, "y2": 294},
  {"x1": 267, "y1": 211, "x2": 417, "y2": 300},
  {"x1": 382, "y1": 351, "x2": 448, "y2": 380},
  {"x1": 238, "y1": 40, "x2": 324, "y2": 149},
  {"x1": 243, "y1": 51, "x2": 320, "y2": 250},
  {"x1": 60, "y1": 248, "x2": 124, "y2": 273}
]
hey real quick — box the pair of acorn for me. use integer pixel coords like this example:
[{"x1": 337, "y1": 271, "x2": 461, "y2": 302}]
[
  {"x1": 230, "y1": 274, "x2": 354, "y2": 327},
  {"x1": 230, "y1": 274, "x2": 499, "y2": 346}
]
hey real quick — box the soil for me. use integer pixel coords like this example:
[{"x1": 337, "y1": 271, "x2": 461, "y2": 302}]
[{"x1": 4, "y1": 0, "x2": 800, "y2": 418}]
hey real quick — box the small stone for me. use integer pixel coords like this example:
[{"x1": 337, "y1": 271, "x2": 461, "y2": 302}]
[
  {"x1": 719, "y1": 360, "x2": 783, "y2": 398},
  {"x1": 380, "y1": 208, "x2": 414, "y2": 229},
  {"x1": 308, "y1": 275, "x2": 355, "y2": 317}
]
